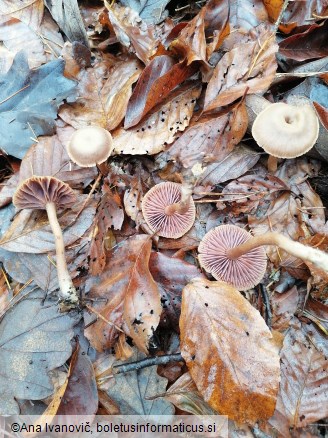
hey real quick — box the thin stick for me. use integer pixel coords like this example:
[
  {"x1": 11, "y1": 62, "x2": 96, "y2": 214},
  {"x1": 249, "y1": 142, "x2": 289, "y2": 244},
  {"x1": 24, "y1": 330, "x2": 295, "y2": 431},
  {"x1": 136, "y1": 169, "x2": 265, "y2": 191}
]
[
  {"x1": 259, "y1": 284, "x2": 272, "y2": 329},
  {"x1": 273, "y1": 0, "x2": 290, "y2": 33},
  {"x1": 112, "y1": 353, "x2": 183, "y2": 375}
]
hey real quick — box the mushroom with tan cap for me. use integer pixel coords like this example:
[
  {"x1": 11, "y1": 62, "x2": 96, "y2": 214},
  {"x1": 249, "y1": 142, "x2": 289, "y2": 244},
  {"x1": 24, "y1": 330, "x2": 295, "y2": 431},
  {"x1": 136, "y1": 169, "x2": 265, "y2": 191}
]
[
  {"x1": 142, "y1": 181, "x2": 196, "y2": 239},
  {"x1": 198, "y1": 224, "x2": 328, "y2": 290},
  {"x1": 252, "y1": 102, "x2": 319, "y2": 172},
  {"x1": 68, "y1": 126, "x2": 113, "y2": 175},
  {"x1": 13, "y1": 176, "x2": 79, "y2": 308}
]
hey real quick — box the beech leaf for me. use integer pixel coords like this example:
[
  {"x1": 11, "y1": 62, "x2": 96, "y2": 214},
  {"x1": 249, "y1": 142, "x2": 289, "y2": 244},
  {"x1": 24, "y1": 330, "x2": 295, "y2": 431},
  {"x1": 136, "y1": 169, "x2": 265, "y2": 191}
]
[
  {"x1": 0, "y1": 288, "x2": 79, "y2": 414},
  {"x1": 112, "y1": 83, "x2": 201, "y2": 155},
  {"x1": 0, "y1": 52, "x2": 77, "y2": 159},
  {"x1": 180, "y1": 278, "x2": 280, "y2": 424}
]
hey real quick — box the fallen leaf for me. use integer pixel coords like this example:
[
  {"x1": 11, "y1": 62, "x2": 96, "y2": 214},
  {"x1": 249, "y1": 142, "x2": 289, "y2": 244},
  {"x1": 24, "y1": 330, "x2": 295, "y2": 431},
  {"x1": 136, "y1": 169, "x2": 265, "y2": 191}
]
[
  {"x1": 112, "y1": 82, "x2": 201, "y2": 155},
  {"x1": 106, "y1": 349, "x2": 174, "y2": 415},
  {"x1": 180, "y1": 278, "x2": 280, "y2": 424},
  {"x1": 18, "y1": 135, "x2": 97, "y2": 188},
  {"x1": 271, "y1": 286, "x2": 300, "y2": 331},
  {"x1": 89, "y1": 186, "x2": 124, "y2": 276},
  {"x1": 204, "y1": 24, "x2": 278, "y2": 111},
  {"x1": 44, "y1": 0, "x2": 89, "y2": 47},
  {"x1": 149, "y1": 251, "x2": 205, "y2": 330},
  {"x1": 56, "y1": 344, "x2": 98, "y2": 415},
  {"x1": 0, "y1": 288, "x2": 79, "y2": 414},
  {"x1": 269, "y1": 320, "x2": 328, "y2": 431},
  {"x1": 85, "y1": 235, "x2": 161, "y2": 353},
  {"x1": 124, "y1": 56, "x2": 197, "y2": 128},
  {"x1": 119, "y1": 0, "x2": 170, "y2": 24},
  {"x1": 0, "y1": 0, "x2": 44, "y2": 29},
  {"x1": 0, "y1": 13, "x2": 64, "y2": 69},
  {"x1": 314, "y1": 101, "x2": 328, "y2": 132},
  {"x1": 166, "y1": 102, "x2": 247, "y2": 168},
  {"x1": 60, "y1": 58, "x2": 143, "y2": 131},
  {"x1": 194, "y1": 144, "x2": 260, "y2": 192},
  {"x1": 164, "y1": 372, "x2": 218, "y2": 415},
  {"x1": 263, "y1": 0, "x2": 284, "y2": 22},
  {"x1": 0, "y1": 52, "x2": 77, "y2": 159},
  {"x1": 106, "y1": 3, "x2": 158, "y2": 64},
  {"x1": 279, "y1": 20, "x2": 328, "y2": 62}
]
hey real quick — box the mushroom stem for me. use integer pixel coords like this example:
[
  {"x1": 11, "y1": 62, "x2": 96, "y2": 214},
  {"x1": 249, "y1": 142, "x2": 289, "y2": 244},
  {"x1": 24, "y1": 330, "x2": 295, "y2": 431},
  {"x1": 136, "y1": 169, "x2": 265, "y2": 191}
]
[
  {"x1": 226, "y1": 232, "x2": 328, "y2": 272},
  {"x1": 97, "y1": 162, "x2": 109, "y2": 176},
  {"x1": 164, "y1": 183, "x2": 193, "y2": 215},
  {"x1": 267, "y1": 155, "x2": 278, "y2": 173},
  {"x1": 45, "y1": 202, "x2": 79, "y2": 304}
]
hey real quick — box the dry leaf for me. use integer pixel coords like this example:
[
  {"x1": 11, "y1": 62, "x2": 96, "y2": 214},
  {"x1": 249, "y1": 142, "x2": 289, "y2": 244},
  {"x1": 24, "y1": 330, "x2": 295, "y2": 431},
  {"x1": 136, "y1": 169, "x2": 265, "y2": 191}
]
[
  {"x1": 270, "y1": 320, "x2": 328, "y2": 431},
  {"x1": 180, "y1": 278, "x2": 280, "y2": 424},
  {"x1": 204, "y1": 24, "x2": 278, "y2": 112},
  {"x1": 60, "y1": 58, "x2": 142, "y2": 131},
  {"x1": 112, "y1": 82, "x2": 201, "y2": 155},
  {"x1": 166, "y1": 102, "x2": 248, "y2": 168},
  {"x1": 85, "y1": 235, "x2": 161, "y2": 353}
]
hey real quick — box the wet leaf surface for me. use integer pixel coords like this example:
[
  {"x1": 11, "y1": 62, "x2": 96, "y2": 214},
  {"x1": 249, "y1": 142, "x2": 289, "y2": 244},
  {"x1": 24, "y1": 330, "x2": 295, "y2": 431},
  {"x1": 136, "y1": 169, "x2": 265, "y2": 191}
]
[{"x1": 180, "y1": 278, "x2": 280, "y2": 424}]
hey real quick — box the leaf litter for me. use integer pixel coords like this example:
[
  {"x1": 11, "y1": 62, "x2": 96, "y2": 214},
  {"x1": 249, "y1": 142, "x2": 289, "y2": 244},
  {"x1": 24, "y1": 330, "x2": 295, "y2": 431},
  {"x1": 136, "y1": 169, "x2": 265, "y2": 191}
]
[{"x1": 0, "y1": 0, "x2": 327, "y2": 434}]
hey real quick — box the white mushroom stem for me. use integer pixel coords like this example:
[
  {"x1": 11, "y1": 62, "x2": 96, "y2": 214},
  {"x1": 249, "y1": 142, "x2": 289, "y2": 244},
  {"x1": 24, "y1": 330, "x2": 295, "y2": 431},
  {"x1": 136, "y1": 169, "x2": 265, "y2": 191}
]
[
  {"x1": 227, "y1": 232, "x2": 328, "y2": 273},
  {"x1": 45, "y1": 202, "x2": 78, "y2": 303}
]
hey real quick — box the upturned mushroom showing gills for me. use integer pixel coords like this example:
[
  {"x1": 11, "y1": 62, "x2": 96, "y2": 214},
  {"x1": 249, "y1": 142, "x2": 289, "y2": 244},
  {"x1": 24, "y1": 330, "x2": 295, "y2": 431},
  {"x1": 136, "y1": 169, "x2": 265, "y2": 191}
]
[
  {"x1": 13, "y1": 176, "x2": 79, "y2": 308},
  {"x1": 67, "y1": 126, "x2": 113, "y2": 175},
  {"x1": 252, "y1": 102, "x2": 319, "y2": 172},
  {"x1": 198, "y1": 224, "x2": 328, "y2": 291},
  {"x1": 142, "y1": 181, "x2": 196, "y2": 239}
]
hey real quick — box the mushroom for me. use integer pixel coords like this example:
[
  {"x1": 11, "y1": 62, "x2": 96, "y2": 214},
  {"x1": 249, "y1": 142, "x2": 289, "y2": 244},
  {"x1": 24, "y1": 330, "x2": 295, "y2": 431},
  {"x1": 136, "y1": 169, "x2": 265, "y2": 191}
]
[
  {"x1": 141, "y1": 181, "x2": 196, "y2": 238},
  {"x1": 67, "y1": 126, "x2": 113, "y2": 175},
  {"x1": 13, "y1": 176, "x2": 79, "y2": 308},
  {"x1": 198, "y1": 224, "x2": 328, "y2": 290},
  {"x1": 251, "y1": 102, "x2": 319, "y2": 172}
]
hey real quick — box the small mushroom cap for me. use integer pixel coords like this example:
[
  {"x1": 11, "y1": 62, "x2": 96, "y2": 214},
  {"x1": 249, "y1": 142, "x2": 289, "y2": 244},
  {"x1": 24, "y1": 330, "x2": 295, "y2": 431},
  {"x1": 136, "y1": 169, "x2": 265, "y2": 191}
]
[
  {"x1": 198, "y1": 224, "x2": 267, "y2": 290},
  {"x1": 252, "y1": 102, "x2": 319, "y2": 158},
  {"x1": 13, "y1": 176, "x2": 77, "y2": 210},
  {"x1": 67, "y1": 126, "x2": 113, "y2": 167},
  {"x1": 142, "y1": 182, "x2": 195, "y2": 239}
]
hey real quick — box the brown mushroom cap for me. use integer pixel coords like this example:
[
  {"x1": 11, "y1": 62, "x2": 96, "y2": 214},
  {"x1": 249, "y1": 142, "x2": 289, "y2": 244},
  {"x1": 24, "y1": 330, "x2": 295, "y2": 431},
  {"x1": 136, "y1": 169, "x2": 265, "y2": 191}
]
[
  {"x1": 67, "y1": 126, "x2": 113, "y2": 167},
  {"x1": 198, "y1": 224, "x2": 267, "y2": 290},
  {"x1": 141, "y1": 182, "x2": 196, "y2": 239},
  {"x1": 13, "y1": 176, "x2": 77, "y2": 210},
  {"x1": 252, "y1": 102, "x2": 319, "y2": 158}
]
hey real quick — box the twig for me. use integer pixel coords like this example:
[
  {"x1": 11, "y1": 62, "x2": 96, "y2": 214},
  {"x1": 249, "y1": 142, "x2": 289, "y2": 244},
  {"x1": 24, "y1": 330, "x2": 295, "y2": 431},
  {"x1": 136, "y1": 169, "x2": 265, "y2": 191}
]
[
  {"x1": 273, "y1": 0, "x2": 290, "y2": 33},
  {"x1": 112, "y1": 353, "x2": 183, "y2": 375},
  {"x1": 259, "y1": 284, "x2": 272, "y2": 329}
]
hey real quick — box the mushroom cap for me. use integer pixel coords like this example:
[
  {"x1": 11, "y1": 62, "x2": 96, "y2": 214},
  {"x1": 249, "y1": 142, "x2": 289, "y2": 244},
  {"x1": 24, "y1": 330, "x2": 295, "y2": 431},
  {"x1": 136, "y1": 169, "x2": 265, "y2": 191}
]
[
  {"x1": 13, "y1": 176, "x2": 77, "y2": 210},
  {"x1": 252, "y1": 102, "x2": 319, "y2": 158},
  {"x1": 67, "y1": 126, "x2": 113, "y2": 167},
  {"x1": 141, "y1": 182, "x2": 196, "y2": 239},
  {"x1": 198, "y1": 224, "x2": 267, "y2": 290}
]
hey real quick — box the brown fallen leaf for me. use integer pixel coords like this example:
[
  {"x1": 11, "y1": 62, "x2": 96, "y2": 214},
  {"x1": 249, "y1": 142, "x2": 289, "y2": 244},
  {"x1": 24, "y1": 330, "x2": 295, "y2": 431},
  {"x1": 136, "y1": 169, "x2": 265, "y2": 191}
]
[
  {"x1": 106, "y1": 3, "x2": 159, "y2": 64},
  {"x1": 271, "y1": 286, "x2": 300, "y2": 332},
  {"x1": 194, "y1": 144, "x2": 261, "y2": 194},
  {"x1": 112, "y1": 82, "x2": 201, "y2": 155},
  {"x1": 0, "y1": 0, "x2": 44, "y2": 29},
  {"x1": 204, "y1": 24, "x2": 278, "y2": 111},
  {"x1": 149, "y1": 251, "x2": 205, "y2": 330},
  {"x1": 89, "y1": 185, "x2": 124, "y2": 276},
  {"x1": 166, "y1": 102, "x2": 248, "y2": 168},
  {"x1": 269, "y1": 320, "x2": 328, "y2": 431},
  {"x1": 124, "y1": 55, "x2": 198, "y2": 128},
  {"x1": 85, "y1": 235, "x2": 161, "y2": 353},
  {"x1": 59, "y1": 58, "x2": 142, "y2": 131},
  {"x1": 180, "y1": 278, "x2": 280, "y2": 424},
  {"x1": 163, "y1": 372, "x2": 218, "y2": 415},
  {"x1": 279, "y1": 20, "x2": 328, "y2": 62}
]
